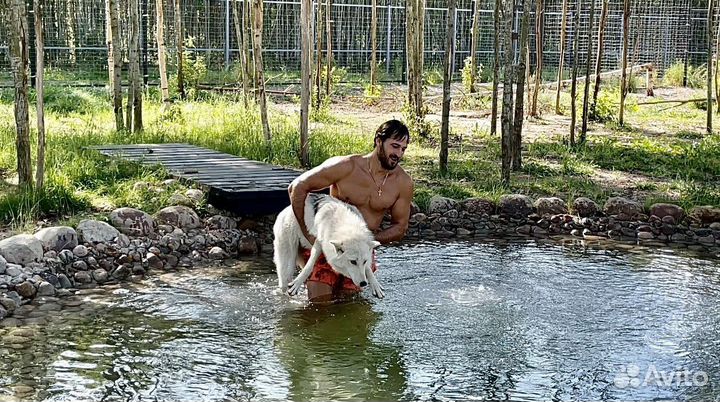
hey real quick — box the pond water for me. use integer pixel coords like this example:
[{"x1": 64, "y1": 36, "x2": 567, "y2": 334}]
[{"x1": 1, "y1": 239, "x2": 720, "y2": 402}]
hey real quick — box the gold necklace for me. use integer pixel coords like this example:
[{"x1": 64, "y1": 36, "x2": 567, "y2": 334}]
[{"x1": 367, "y1": 158, "x2": 389, "y2": 197}]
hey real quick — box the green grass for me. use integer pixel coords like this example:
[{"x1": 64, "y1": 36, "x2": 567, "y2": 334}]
[{"x1": 1, "y1": 79, "x2": 719, "y2": 231}]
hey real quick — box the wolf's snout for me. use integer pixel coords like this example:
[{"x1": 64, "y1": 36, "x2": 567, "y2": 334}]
[{"x1": 360, "y1": 281, "x2": 368, "y2": 287}]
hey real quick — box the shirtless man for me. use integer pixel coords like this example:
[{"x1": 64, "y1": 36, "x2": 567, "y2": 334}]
[{"x1": 287, "y1": 119, "x2": 414, "y2": 302}]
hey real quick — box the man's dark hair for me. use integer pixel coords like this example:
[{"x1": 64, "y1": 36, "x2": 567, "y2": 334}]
[{"x1": 374, "y1": 119, "x2": 410, "y2": 147}]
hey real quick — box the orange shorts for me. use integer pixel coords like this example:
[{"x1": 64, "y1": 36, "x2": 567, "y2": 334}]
[{"x1": 301, "y1": 249, "x2": 378, "y2": 293}]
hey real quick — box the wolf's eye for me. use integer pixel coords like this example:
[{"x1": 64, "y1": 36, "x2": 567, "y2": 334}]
[{"x1": 350, "y1": 260, "x2": 357, "y2": 265}]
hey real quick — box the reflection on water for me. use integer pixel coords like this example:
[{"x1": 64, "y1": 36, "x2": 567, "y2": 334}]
[{"x1": 0, "y1": 239, "x2": 719, "y2": 401}]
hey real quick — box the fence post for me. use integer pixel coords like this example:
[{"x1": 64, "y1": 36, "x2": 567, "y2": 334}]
[
  {"x1": 141, "y1": 0, "x2": 148, "y2": 85},
  {"x1": 27, "y1": 0, "x2": 37, "y2": 87},
  {"x1": 225, "y1": 0, "x2": 231, "y2": 70},
  {"x1": 386, "y1": 3, "x2": 392, "y2": 75},
  {"x1": 451, "y1": 6, "x2": 458, "y2": 76}
]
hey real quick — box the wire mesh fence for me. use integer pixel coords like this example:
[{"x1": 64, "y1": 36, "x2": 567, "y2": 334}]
[{"x1": 0, "y1": 0, "x2": 715, "y2": 87}]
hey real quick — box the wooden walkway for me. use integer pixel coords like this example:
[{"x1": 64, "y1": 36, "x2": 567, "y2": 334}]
[{"x1": 89, "y1": 143, "x2": 302, "y2": 215}]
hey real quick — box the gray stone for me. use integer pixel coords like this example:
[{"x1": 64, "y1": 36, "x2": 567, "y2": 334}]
[
  {"x1": 638, "y1": 232, "x2": 655, "y2": 240},
  {"x1": 57, "y1": 274, "x2": 72, "y2": 288},
  {"x1": 6, "y1": 265, "x2": 22, "y2": 278},
  {"x1": 110, "y1": 207, "x2": 156, "y2": 236},
  {"x1": 112, "y1": 265, "x2": 130, "y2": 279},
  {"x1": 516, "y1": 225, "x2": 532, "y2": 235},
  {"x1": 461, "y1": 198, "x2": 495, "y2": 215},
  {"x1": 0, "y1": 297, "x2": 17, "y2": 312},
  {"x1": 185, "y1": 189, "x2": 205, "y2": 203},
  {"x1": 34, "y1": 226, "x2": 78, "y2": 251},
  {"x1": 0, "y1": 254, "x2": 5, "y2": 274},
  {"x1": 710, "y1": 222, "x2": 720, "y2": 231},
  {"x1": 92, "y1": 269, "x2": 108, "y2": 283},
  {"x1": 144, "y1": 253, "x2": 164, "y2": 270},
  {"x1": 604, "y1": 197, "x2": 644, "y2": 218},
  {"x1": 238, "y1": 236, "x2": 259, "y2": 255},
  {"x1": 498, "y1": 194, "x2": 534, "y2": 217},
  {"x1": 133, "y1": 181, "x2": 150, "y2": 191},
  {"x1": 77, "y1": 220, "x2": 121, "y2": 244},
  {"x1": 208, "y1": 246, "x2": 227, "y2": 260},
  {"x1": 698, "y1": 235, "x2": 715, "y2": 245},
  {"x1": 207, "y1": 215, "x2": 237, "y2": 230},
  {"x1": 168, "y1": 193, "x2": 194, "y2": 207},
  {"x1": 688, "y1": 206, "x2": 720, "y2": 225},
  {"x1": 71, "y1": 261, "x2": 88, "y2": 271},
  {"x1": 73, "y1": 245, "x2": 89, "y2": 258},
  {"x1": 15, "y1": 281, "x2": 36, "y2": 298},
  {"x1": 572, "y1": 197, "x2": 600, "y2": 218},
  {"x1": 649, "y1": 203, "x2": 685, "y2": 223},
  {"x1": 456, "y1": 228, "x2": 472, "y2": 236},
  {"x1": 534, "y1": 197, "x2": 568, "y2": 216},
  {"x1": 155, "y1": 206, "x2": 202, "y2": 229},
  {"x1": 74, "y1": 271, "x2": 92, "y2": 284},
  {"x1": 0, "y1": 235, "x2": 43, "y2": 266},
  {"x1": 37, "y1": 281, "x2": 56, "y2": 296},
  {"x1": 428, "y1": 196, "x2": 460, "y2": 215}
]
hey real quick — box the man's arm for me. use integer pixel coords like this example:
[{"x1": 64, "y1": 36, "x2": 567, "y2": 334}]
[
  {"x1": 288, "y1": 156, "x2": 354, "y2": 244},
  {"x1": 374, "y1": 176, "x2": 414, "y2": 244}
]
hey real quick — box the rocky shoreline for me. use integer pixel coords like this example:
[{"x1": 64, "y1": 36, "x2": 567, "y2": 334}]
[{"x1": 1, "y1": 192, "x2": 719, "y2": 322}]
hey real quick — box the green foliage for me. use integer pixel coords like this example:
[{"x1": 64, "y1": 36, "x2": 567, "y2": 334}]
[
  {"x1": 363, "y1": 83, "x2": 383, "y2": 106},
  {"x1": 461, "y1": 56, "x2": 482, "y2": 93},
  {"x1": 310, "y1": 94, "x2": 335, "y2": 123},
  {"x1": 169, "y1": 37, "x2": 208, "y2": 100},
  {"x1": 663, "y1": 61, "x2": 707, "y2": 89},
  {"x1": 423, "y1": 68, "x2": 444, "y2": 86},
  {"x1": 33, "y1": 87, "x2": 107, "y2": 115}
]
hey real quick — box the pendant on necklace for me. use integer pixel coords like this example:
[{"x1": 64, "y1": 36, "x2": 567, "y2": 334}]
[{"x1": 378, "y1": 189, "x2": 382, "y2": 197}]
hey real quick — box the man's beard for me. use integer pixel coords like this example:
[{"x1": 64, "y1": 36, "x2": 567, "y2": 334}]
[{"x1": 378, "y1": 145, "x2": 399, "y2": 170}]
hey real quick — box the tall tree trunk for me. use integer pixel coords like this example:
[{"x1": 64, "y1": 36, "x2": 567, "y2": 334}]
[
  {"x1": 300, "y1": 0, "x2": 312, "y2": 167},
  {"x1": 708, "y1": 0, "x2": 715, "y2": 133},
  {"x1": 500, "y1": 0, "x2": 514, "y2": 185},
  {"x1": 129, "y1": 0, "x2": 142, "y2": 132},
  {"x1": 406, "y1": 0, "x2": 425, "y2": 132},
  {"x1": 580, "y1": 0, "x2": 595, "y2": 144},
  {"x1": 440, "y1": 0, "x2": 456, "y2": 174},
  {"x1": 107, "y1": 0, "x2": 123, "y2": 131},
  {"x1": 513, "y1": 0, "x2": 530, "y2": 171},
  {"x1": 9, "y1": 0, "x2": 32, "y2": 187},
  {"x1": 530, "y1": 0, "x2": 543, "y2": 117},
  {"x1": 491, "y1": 0, "x2": 500, "y2": 136},
  {"x1": 252, "y1": 0, "x2": 271, "y2": 143},
  {"x1": 66, "y1": 0, "x2": 77, "y2": 65},
  {"x1": 325, "y1": 0, "x2": 333, "y2": 97},
  {"x1": 35, "y1": 0, "x2": 46, "y2": 190},
  {"x1": 569, "y1": 0, "x2": 581, "y2": 146},
  {"x1": 715, "y1": 6, "x2": 720, "y2": 110},
  {"x1": 175, "y1": 0, "x2": 186, "y2": 100},
  {"x1": 619, "y1": 0, "x2": 630, "y2": 126},
  {"x1": 231, "y1": 0, "x2": 249, "y2": 107},
  {"x1": 555, "y1": 0, "x2": 568, "y2": 114},
  {"x1": 406, "y1": 0, "x2": 417, "y2": 112},
  {"x1": 157, "y1": 0, "x2": 170, "y2": 107},
  {"x1": 469, "y1": 0, "x2": 480, "y2": 93},
  {"x1": 590, "y1": 0, "x2": 609, "y2": 119},
  {"x1": 244, "y1": 0, "x2": 255, "y2": 97},
  {"x1": 416, "y1": 0, "x2": 425, "y2": 120},
  {"x1": 370, "y1": 0, "x2": 378, "y2": 91},
  {"x1": 316, "y1": 0, "x2": 324, "y2": 104}
]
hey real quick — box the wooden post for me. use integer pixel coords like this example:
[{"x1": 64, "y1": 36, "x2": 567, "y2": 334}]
[
  {"x1": 500, "y1": 0, "x2": 514, "y2": 185},
  {"x1": 129, "y1": 0, "x2": 143, "y2": 132},
  {"x1": 107, "y1": 0, "x2": 123, "y2": 130},
  {"x1": 530, "y1": 0, "x2": 543, "y2": 117},
  {"x1": 469, "y1": 0, "x2": 480, "y2": 93},
  {"x1": 300, "y1": 0, "x2": 312, "y2": 166},
  {"x1": 555, "y1": 0, "x2": 568, "y2": 114},
  {"x1": 708, "y1": 0, "x2": 714, "y2": 133},
  {"x1": 491, "y1": 0, "x2": 500, "y2": 135},
  {"x1": 325, "y1": 0, "x2": 333, "y2": 97},
  {"x1": 157, "y1": 0, "x2": 170, "y2": 107},
  {"x1": 316, "y1": 0, "x2": 324, "y2": 105},
  {"x1": 580, "y1": 0, "x2": 595, "y2": 143},
  {"x1": 513, "y1": 0, "x2": 530, "y2": 171},
  {"x1": 569, "y1": 0, "x2": 581, "y2": 146},
  {"x1": 175, "y1": 0, "x2": 186, "y2": 100},
  {"x1": 252, "y1": 0, "x2": 272, "y2": 143},
  {"x1": 231, "y1": 0, "x2": 250, "y2": 107},
  {"x1": 34, "y1": 0, "x2": 45, "y2": 189},
  {"x1": 370, "y1": 0, "x2": 378, "y2": 91},
  {"x1": 590, "y1": 0, "x2": 609, "y2": 118},
  {"x1": 9, "y1": 0, "x2": 33, "y2": 186},
  {"x1": 440, "y1": 0, "x2": 456, "y2": 174},
  {"x1": 619, "y1": 0, "x2": 630, "y2": 126}
]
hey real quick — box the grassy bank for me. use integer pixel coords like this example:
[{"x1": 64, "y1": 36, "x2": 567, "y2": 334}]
[{"x1": 0, "y1": 83, "x2": 718, "y2": 232}]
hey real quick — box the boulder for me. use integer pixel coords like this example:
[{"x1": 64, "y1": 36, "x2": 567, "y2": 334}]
[
  {"x1": 155, "y1": 206, "x2": 202, "y2": 229},
  {"x1": 34, "y1": 226, "x2": 78, "y2": 251},
  {"x1": 498, "y1": 194, "x2": 534, "y2": 217},
  {"x1": 534, "y1": 197, "x2": 568, "y2": 216},
  {"x1": 109, "y1": 207, "x2": 156, "y2": 236},
  {"x1": 77, "y1": 220, "x2": 120, "y2": 244},
  {"x1": 428, "y1": 196, "x2": 459, "y2": 215},
  {"x1": 649, "y1": 203, "x2": 685, "y2": 223},
  {"x1": 603, "y1": 197, "x2": 644, "y2": 218},
  {"x1": 572, "y1": 197, "x2": 599, "y2": 217},
  {"x1": 0, "y1": 235, "x2": 43, "y2": 266},
  {"x1": 461, "y1": 198, "x2": 496, "y2": 216},
  {"x1": 688, "y1": 206, "x2": 720, "y2": 225}
]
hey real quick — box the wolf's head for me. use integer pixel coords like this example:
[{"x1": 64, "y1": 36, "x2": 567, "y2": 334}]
[{"x1": 322, "y1": 238, "x2": 381, "y2": 288}]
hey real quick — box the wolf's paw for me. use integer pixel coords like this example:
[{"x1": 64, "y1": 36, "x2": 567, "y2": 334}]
[
  {"x1": 371, "y1": 283, "x2": 385, "y2": 299},
  {"x1": 288, "y1": 280, "x2": 304, "y2": 296}
]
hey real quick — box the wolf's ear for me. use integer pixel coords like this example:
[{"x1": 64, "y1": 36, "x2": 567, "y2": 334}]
[
  {"x1": 370, "y1": 241, "x2": 381, "y2": 249},
  {"x1": 330, "y1": 240, "x2": 344, "y2": 254}
]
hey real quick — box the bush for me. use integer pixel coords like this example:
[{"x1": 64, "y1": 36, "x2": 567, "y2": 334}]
[
  {"x1": 461, "y1": 56, "x2": 483, "y2": 92},
  {"x1": 663, "y1": 61, "x2": 707, "y2": 89},
  {"x1": 169, "y1": 37, "x2": 208, "y2": 100}
]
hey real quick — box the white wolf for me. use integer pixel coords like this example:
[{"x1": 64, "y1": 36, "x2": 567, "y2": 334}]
[{"x1": 272, "y1": 193, "x2": 384, "y2": 298}]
